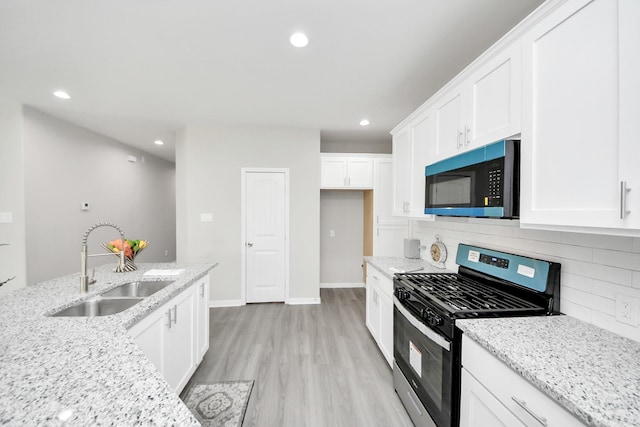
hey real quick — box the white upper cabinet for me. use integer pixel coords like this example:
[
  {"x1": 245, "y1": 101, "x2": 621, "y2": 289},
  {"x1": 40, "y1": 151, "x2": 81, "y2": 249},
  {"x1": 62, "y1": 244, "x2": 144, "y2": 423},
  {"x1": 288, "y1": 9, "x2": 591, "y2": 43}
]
[
  {"x1": 433, "y1": 41, "x2": 522, "y2": 162},
  {"x1": 392, "y1": 109, "x2": 435, "y2": 219},
  {"x1": 320, "y1": 156, "x2": 373, "y2": 189},
  {"x1": 520, "y1": 0, "x2": 640, "y2": 235}
]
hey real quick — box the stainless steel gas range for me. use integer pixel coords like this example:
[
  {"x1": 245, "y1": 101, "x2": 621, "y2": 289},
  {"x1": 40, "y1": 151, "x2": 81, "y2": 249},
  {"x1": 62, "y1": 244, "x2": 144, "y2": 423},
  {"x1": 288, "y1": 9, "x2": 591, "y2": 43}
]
[{"x1": 392, "y1": 244, "x2": 561, "y2": 427}]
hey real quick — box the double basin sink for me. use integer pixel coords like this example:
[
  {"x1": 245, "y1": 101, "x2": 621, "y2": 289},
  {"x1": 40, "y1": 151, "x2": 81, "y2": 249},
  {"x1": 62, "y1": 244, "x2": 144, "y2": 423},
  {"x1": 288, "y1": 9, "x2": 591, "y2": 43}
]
[{"x1": 51, "y1": 280, "x2": 175, "y2": 317}]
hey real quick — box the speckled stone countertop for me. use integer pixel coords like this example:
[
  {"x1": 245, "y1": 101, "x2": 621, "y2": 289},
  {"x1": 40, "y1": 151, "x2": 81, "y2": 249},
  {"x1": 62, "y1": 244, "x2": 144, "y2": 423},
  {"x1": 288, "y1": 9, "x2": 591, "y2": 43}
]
[
  {"x1": 364, "y1": 256, "x2": 451, "y2": 280},
  {"x1": 457, "y1": 316, "x2": 640, "y2": 427},
  {"x1": 0, "y1": 262, "x2": 216, "y2": 426}
]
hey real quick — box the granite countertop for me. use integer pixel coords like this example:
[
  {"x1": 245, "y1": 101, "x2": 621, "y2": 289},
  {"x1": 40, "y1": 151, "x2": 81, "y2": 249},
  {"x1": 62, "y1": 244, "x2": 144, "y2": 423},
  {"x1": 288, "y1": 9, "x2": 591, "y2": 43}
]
[
  {"x1": 364, "y1": 256, "x2": 452, "y2": 279},
  {"x1": 0, "y1": 262, "x2": 216, "y2": 426},
  {"x1": 457, "y1": 316, "x2": 640, "y2": 427}
]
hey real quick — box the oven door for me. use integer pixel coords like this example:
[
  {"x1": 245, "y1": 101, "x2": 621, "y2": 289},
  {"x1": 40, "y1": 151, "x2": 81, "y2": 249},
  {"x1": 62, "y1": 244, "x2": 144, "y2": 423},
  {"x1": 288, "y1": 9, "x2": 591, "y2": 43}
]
[{"x1": 393, "y1": 298, "x2": 458, "y2": 427}]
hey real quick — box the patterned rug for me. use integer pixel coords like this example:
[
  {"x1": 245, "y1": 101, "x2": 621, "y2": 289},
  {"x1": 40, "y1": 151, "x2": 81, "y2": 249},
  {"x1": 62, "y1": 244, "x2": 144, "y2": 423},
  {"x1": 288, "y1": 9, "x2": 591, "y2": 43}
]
[{"x1": 183, "y1": 381, "x2": 254, "y2": 427}]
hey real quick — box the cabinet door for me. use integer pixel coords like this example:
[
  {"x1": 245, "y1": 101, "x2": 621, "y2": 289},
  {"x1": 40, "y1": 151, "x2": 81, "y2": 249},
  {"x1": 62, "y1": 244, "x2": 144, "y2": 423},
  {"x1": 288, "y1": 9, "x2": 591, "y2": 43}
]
[
  {"x1": 378, "y1": 291, "x2": 394, "y2": 368},
  {"x1": 347, "y1": 158, "x2": 373, "y2": 188},
  {"x1": 195, "y1": 275, "x2": 210, "y2": 363},
  {"x1": 320, "y1": 157, "x2": 347, "y2": 188},
  {"x1": 468, "y1": 40, "x2": 522, "y2": 148},
  {"x1": 520, "y1": 0, "x2": 625, "y2": 231},
  {"x1": 409, "y1": 109, "x2": 434, "y2": 218},
  {"x1": 460, "y1": 369, "x2": 526, "y2": 427},
  {"x1": 434, "y1": 86, "x2": 464, "y2": 161},
  {"x1": 375, "y1": 159, "x2": 407, "y2": 226},
  {"x1": 373, "y1": 226, "x2": 408, "y2": 257},
  {"x1": 365, "y1": 274, "x2": 380, "y2": 339},
  {"x1": 619, "y1": 0, "x2": 640, "y2": 231},
  {"x1": 392, "y1": 126, "x2": 411, "y2": 216},
  {"x1": 164, "y1": 286, "x2": 196, "y2": 393},
  {"x1": 129, "y1": 309, "x2": 165, "y2": 375}
]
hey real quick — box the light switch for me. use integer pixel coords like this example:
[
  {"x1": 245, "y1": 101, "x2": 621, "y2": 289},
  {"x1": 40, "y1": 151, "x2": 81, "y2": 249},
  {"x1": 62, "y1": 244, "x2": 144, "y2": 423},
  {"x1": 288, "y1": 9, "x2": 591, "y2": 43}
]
[
  {"x1": 0, "y1": 212, "x2": 13, "y2": 223},
  {"x1": 330, "y1": 229, "x2": 335, "y2": 238},
  {"x1": 200, "y1": 213, "x2": 214, "y2": 223}
]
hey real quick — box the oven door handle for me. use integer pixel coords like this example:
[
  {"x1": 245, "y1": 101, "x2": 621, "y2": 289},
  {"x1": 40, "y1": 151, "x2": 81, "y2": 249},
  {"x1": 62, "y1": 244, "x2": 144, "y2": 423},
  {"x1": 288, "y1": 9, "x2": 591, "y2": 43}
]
[{"x1": 394, "y1": 296, "x2": 451, "y2": 352}]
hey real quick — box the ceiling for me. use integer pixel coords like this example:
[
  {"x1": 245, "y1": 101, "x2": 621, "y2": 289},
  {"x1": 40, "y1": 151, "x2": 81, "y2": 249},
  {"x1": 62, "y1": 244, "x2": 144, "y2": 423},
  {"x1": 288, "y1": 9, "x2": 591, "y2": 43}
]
[{"x1": 0, "y1": 0, "x2": 545, "y2": 162}]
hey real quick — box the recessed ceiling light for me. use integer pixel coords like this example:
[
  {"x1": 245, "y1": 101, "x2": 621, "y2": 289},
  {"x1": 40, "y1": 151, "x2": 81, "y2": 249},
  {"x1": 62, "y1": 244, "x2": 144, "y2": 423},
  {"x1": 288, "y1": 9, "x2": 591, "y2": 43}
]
[
  {"x1": 360, "y1": 119, "x2": 370, "y2": 126},
  {"x1": 290, "y1": 32, "x2": 309, "y2": 48},
  {"x1": 154, "y1": 140, "x2": 164, "y2": 146},
  {"x1": 53, "y1": 90, "x2": 71, "y2": 100}
]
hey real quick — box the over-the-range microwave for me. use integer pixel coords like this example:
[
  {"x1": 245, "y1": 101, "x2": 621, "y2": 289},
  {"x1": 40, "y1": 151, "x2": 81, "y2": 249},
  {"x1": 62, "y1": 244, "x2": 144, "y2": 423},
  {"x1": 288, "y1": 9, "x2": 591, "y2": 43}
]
[{"x1": 425, "y1": 139, "x2": 520, "y2": 218}]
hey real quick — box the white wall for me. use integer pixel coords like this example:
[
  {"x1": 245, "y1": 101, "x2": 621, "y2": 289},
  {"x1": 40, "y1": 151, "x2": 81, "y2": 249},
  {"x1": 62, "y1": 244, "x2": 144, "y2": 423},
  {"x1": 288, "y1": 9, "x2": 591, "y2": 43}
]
[
  {"x1": 23, "y1": 108, "x2": 176, "y2": 285},
  {"x1": 411, "y1": 217, "x2": 640, "y2": 342},
  {"x1": 320, "y1": 190, "x2": 364, "y2": 285},
  {"x1": 0, "y1": 96, "x2": 26, "y2": 296},
  {"x1": 176, "y1": 124, "x2": 320, "y2": 303}
]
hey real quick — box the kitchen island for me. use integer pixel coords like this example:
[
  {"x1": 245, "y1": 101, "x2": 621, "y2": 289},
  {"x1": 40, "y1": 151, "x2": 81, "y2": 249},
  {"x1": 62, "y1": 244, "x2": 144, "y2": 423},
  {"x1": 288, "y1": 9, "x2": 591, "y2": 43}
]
[{"x1": 0, "y1": 262, "x2": 215, "y2": 426}]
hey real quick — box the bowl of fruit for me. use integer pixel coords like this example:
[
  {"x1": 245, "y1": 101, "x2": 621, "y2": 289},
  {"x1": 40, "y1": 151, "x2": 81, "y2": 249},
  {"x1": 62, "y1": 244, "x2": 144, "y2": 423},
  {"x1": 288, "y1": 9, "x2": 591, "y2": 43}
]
[{"x1": 100, "y1": 239, "x2": 148, "y2": 271}]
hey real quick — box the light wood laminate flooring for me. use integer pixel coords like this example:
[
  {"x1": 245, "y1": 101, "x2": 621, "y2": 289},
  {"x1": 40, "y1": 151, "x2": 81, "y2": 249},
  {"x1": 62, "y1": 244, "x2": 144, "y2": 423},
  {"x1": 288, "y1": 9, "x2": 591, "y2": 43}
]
[{"x1": 181, "y1": 288, "x2": 414, "y2": 427}]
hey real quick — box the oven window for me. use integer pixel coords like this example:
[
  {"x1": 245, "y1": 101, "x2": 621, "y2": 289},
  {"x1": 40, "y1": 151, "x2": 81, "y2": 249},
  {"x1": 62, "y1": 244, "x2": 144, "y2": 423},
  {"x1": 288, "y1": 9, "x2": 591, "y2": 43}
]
[{"x1": 394, "y1": 307, "x2": 451, "y2": 419}]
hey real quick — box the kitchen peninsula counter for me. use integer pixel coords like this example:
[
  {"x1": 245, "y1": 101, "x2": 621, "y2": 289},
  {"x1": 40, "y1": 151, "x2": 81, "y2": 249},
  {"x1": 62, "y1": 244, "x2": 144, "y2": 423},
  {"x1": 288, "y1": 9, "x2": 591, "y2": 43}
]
[
  {"x1": 457, "y1": 316, "x2": 640, "y2": 427},
  {"x1": 0, "y1": 262, "x2": 216, "y2": 426}
]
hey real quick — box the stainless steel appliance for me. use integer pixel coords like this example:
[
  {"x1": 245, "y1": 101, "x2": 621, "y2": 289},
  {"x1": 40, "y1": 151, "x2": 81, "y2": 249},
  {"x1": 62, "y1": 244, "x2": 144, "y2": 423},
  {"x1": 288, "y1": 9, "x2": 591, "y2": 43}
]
[
  {"x1": 392, "y1": 244, "x2": 560, "y2": 427},
  {"x1": 425, "y1": 139, "x2": 520, "y2": 218}
]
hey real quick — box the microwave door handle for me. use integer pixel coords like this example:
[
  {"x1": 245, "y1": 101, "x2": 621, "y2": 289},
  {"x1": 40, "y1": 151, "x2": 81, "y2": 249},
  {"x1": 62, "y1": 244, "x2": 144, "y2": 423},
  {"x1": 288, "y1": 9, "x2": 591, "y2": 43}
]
[{"x1": 393, "y1": 296, "x2": 451, "y2": 351}]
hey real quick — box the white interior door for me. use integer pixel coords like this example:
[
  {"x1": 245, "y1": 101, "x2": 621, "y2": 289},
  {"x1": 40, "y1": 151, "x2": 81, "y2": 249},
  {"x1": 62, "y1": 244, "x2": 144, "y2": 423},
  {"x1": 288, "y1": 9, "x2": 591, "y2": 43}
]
[{"x1": 245, "y1": 171, "x2": 287, "y2": 303}]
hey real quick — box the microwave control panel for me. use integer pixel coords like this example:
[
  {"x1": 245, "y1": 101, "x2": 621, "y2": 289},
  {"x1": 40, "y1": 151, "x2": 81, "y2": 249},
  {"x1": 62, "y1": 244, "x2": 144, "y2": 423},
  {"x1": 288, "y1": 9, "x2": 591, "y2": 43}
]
[{"x1": 486, "y1": 159, "x2": 504, "y2": 206}]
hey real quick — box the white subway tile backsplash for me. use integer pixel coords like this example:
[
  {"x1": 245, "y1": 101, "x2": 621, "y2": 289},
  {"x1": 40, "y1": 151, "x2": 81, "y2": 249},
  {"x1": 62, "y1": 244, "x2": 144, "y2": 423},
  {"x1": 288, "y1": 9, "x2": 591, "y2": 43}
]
[
  {"x1": 411, "y1": 218, "x2": 640, "y2": 342},
  {"x1": 592, "y1": 248, "x2": 640, "y2": 270},
  {"x1": 562, "y1": 232, "x2": 634, "y2": 251},
  {"x1": 559, "y1": 300, "x2": 592, "y2": 323},
  {"x1": 561, "y1": 273, "x2": 592, "y2": 293}
]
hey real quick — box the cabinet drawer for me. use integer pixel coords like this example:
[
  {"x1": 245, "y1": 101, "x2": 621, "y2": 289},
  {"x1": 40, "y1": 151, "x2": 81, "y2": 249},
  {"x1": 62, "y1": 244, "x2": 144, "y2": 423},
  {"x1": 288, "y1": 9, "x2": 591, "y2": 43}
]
[
  {"x1": 462, "y1": 335, "x2": 585, "y2": 427},
  {"x1": 366, "y1": 265, "x2": 393, "y2": 297}
]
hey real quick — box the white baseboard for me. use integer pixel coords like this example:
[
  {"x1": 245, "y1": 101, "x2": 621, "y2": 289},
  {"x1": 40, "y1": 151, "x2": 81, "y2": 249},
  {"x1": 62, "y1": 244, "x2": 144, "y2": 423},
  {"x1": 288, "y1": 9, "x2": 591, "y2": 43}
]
[
  {"x1": 320, "y1": 282, "x2": 365, "y2": 289},
  {"x1": 286, "y1": 297, "x2": 321, "y2": 305},
  {"x1": 209, "y1": 299, "x2": 245, "y2": 308}
]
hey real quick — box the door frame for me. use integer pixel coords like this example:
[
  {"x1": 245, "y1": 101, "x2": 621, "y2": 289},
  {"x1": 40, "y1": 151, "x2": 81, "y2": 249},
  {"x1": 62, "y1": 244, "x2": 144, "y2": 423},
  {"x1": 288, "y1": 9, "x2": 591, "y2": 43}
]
[{"x1": 240, "y1": 167, "x2": 290, "y2": 304}]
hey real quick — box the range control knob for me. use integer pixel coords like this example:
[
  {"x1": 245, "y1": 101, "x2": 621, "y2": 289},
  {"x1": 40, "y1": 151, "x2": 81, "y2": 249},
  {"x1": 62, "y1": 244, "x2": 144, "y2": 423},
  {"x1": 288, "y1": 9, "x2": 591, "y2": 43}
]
[
  {"x1": 395, "y1": 288, "x2": 410, "y2": 301},
  {"x1": 429, "y1": 315, "x2": 443, "y2": 327}
]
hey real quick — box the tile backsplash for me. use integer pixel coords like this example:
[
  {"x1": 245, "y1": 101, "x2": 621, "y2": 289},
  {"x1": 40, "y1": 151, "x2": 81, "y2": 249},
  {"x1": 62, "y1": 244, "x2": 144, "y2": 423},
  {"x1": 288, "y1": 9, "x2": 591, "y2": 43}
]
[{"x1": 411, "y1": 217, "x2": 640, "y2": 343}]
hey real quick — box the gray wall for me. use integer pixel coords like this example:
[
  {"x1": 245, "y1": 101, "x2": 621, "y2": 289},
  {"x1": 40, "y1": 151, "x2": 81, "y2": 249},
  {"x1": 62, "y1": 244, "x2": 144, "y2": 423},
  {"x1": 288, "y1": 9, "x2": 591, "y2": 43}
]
[
  {"x1": 23, "y1": 108, "x2": 176, "y2": 285},
  {"x1": 176, "y1": 124, "x2": 320, "y2": 303},
  {"x1": 320, "y1": 190, "x2": 365, "y2": 284},
  {"x1": 0, "y1": 96, "x2": 26, "y2": 296},
  {"x1": 321, "y1": 140, "x2": 391, "y2": 154}
]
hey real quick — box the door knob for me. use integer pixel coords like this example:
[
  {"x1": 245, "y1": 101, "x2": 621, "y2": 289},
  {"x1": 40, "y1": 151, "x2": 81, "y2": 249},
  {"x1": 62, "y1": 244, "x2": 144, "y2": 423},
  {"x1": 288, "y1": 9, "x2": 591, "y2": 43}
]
[{"x1": 247, "y1": 242, "x2": 253, "y2": 247}]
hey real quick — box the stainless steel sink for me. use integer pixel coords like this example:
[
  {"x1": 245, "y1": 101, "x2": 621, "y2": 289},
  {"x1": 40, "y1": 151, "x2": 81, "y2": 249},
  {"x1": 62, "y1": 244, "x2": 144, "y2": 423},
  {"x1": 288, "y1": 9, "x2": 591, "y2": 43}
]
[
  {"x1": 51, "y1": 297, "x2": 142, "y2": 317},
  {"x1": 101, "y1": 280, "x2": 174, "y2": 298}
]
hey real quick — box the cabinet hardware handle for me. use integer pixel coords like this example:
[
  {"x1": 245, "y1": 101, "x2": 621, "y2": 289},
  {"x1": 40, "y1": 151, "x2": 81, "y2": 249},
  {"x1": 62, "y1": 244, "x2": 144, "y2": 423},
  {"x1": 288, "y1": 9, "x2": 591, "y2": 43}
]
[
  {"x1": 457, "y1": 130, "x2": 463, "y2": 148},
  {"x1": 172, "y1": 305, "x2": 177, "y2": 324},
  {"x1": 465, "y1": 126, "x2": 471, "y2": 145},
  {"x1": 246, "y1": 242, "x2": 253, "y2": 247},
  {"x1": 200, "y1": 283, "x2": 205, "y2": 297},
  {"x1": 376, "y1": 215, "x2": 379, "y2": 224},
  {"x1": 621, "y1": 181, "x2": 631, "y2": 219},
  {"x1": 166, "y1": 310, "x2": 172, "y2": 329},
  {"x1": 372, "y1": 275, "x2": 379, "y2": 281},
  {"x1": 511, "y1": 397, "x2": 548, "y2": 426},
  {"x1": 406, "y1": 390, "x2": 423, "y2": 416},
  {"x1": 348, "y1": 177, "x2": 351, "y2": 186}
]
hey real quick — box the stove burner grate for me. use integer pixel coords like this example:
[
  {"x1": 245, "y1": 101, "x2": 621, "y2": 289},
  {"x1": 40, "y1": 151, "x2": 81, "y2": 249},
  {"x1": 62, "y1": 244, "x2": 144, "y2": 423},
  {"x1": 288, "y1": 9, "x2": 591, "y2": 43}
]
[{"x1": 399, "y1": 273, "x2": 544, "y2": 315}]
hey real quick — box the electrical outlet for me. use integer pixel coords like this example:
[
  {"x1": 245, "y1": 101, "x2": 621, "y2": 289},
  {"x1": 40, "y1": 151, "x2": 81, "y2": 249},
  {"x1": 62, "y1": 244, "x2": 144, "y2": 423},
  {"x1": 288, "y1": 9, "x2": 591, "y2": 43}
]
[
  {"x1": 329, "y1": 229, "x2": 336, "y2": 238},
  {"x1": 616, "y1": 294, "x2": 639, "y2": 326}
]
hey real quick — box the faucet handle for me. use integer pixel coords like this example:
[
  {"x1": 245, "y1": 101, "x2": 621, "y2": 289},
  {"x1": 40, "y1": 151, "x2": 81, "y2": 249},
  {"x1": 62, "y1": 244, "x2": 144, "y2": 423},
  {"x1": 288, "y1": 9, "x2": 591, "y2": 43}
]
[{"x1": 89, "y1": 268, "x2": 96, "y2": 285}]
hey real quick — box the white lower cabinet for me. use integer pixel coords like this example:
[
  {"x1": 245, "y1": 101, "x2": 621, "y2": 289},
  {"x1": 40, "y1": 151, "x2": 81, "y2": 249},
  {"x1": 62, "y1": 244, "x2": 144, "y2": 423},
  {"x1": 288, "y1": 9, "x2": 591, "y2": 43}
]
[
  {"x1": 195, "y1": 275, "x2": 210, "y2": 362},
  {"x1": 365, "y1": 263, "x2": 393, "y2": 367},
  {"x1": 128, "y1": 275, "x2": 210, "y2": 394},
  {"x1": 460, "y1": 335, "x2": 586, "y2": 427}
]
